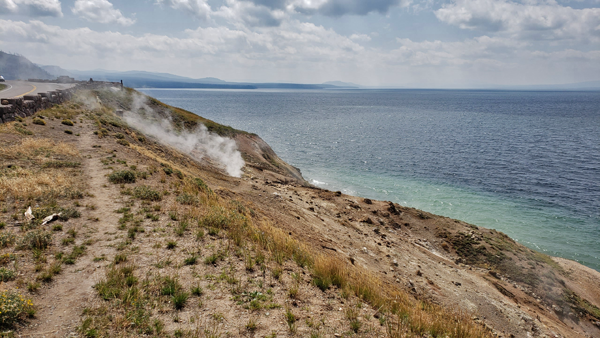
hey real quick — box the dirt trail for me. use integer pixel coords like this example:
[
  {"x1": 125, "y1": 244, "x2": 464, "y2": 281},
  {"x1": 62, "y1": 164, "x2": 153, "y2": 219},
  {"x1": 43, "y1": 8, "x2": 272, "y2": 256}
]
[{"x1": 19, "y1": 126, "x2": 120, "y2": 337}]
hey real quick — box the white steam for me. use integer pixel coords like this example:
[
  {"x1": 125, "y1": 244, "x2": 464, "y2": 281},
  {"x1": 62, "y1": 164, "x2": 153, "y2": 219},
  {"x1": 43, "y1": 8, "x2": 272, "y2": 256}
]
[{"x1": 123, "y1": 94, "x2": 245, "y2": 177}]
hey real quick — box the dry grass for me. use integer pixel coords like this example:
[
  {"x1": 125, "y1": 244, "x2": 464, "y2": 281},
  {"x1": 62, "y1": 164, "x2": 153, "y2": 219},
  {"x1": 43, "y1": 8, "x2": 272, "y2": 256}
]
[
  {"x1": 0, "y1": 138, "x2": 79, "y2": 160},
  {"x1": 249, "y1": 220, "x2": 491, "y2": 338},
  {"x1": 0, "y1": 167, "x2": 79, "y2": 201}
]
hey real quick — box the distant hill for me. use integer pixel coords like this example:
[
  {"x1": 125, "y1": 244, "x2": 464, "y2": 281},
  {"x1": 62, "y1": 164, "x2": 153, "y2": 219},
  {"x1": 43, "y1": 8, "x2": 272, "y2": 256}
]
[
  {"x1": 0, "y1": 51, "x2": 53, "y2": 80},
  {"x1": 323, "y1": 81, "x2": 360, "y2": 88},
  {"x1": 40, "y1": 65, "x2": 74, "y2": 78},
  {"x1": 40, "y1": 68, "x2": 353, "y2": 89}
]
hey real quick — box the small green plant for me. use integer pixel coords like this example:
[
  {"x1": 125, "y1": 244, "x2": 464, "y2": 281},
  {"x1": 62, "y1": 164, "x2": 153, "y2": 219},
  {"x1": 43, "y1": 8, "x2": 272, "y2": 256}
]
[
  {"x1": 172, "y1": 292, "x2": 189, "y2": 310},
  {"x1": 0, "y1": 268, "x2": 15, "y2": 282},
  {"x1": 115, "y1": 133, "x2": 125, "y2": 139},
  {"x1": 62, "y1": 237, "x2": 75, "y2": 246},
  {"x1": 116, "y1": 139, "x2": 129, "y2": 146},
  {"x1": 108, "y1": 170, "x2": 136, "y2": 184},
  {"x1": 272, "y1": 268, "x2": 282, "y2": 280},
  {"x1": 61, "y1": 119, "x2": 74, "y2": 126},
  {"x1": 32, "y1": 118, "x2": 46, "y2": 125},
  {"x1": 204, "y1": 253, "x2": 219, "y2": 265},
  {"x1": 184, "y1": 255, "x2": 197, "y2": 266},
  {"x1": 246, "y1": 317, "x2": 258, "y2": 332},
  {"x1": 285, "y1": 307, "x2": 297, "y2": 333},
  {"x1": 52, "y1": 224, "x2": 63, "y2": 231},
  {"x1": 27, "y1": 282, "x2": 40, "y2": 292},
  {"x1": 191, "y1": 285, "x2": 203, "y2": 296},
  {"x1": 0, "y1": 232, "x2": 16, "y2": 248},
  {"x1": 166, "y1": 241, "x2": 177, "y2": 249},
  {"x1": 161, "y1": 276, "x2": 181, "y2": 296},
  {"x1": 196, "y1": 229, "x2": 205, "y2": 240},
  {"x1": 114, "y1": 253, "x2": 127, "y2": 264}
]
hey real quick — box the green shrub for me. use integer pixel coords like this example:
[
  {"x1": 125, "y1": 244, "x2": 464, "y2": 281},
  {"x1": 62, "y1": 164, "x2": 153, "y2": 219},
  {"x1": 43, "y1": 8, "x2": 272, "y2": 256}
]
[
  {"x1": 64, "y1": 130, "x2": 73, "y2": 135},
  {"x1": 19, "y1": 230, "x2": 52, "y2": 250},
  {"x1": 115, "y1": 133, "x2": 125, "y2": 139},
  {"x1": 191, "y1": 285, "x2": 203, "y2": 296},
  {"x1": 114, "y1": 253, "x2": 127, "y2": 264},
  {"x1": 116, "y1": 139, "x2": 129, "y2": 146},
  {"x1": 0, "y1": 290, "x2": 34, "y2": 326},
  {"x1": 176, "y1": 193, "x2": 198, "y2": 206},
  {"x1": 0, "y1": 268, "x2": 15, "y2": 282},
  {"x1": 133, "y1": 186, "x2": 161, "y2": 201},
  {"x1": 172, "y1": 292, "x2": 188, "y2": 310},
  {"x1": 183, "y1": 256, "x2": 197, "y2": 266},
  {"x1": 61, "y1": 119, "x2": 74, "y2": 126},
  {"x1": 32, "y1": 118, "x2": 46, "y2": 126},
  {"x1": 108, "y1": 170, "x2": 136, "y2": 184},
  {"x1": 161, "y1": 277, "x2": 181, "y2": 296},
  {"x1": 193, "y1": 178, "x2": 210, "y2": 193},
  {"x1": 0, "y1": 232, "x2": 16, "y2": 248}
]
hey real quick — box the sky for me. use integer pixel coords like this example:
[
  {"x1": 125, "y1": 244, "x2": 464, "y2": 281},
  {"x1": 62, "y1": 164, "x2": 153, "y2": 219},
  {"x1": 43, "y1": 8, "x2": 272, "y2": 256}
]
[{"x1": 0, "y1": 0, "x2": 599, "y2": 87}]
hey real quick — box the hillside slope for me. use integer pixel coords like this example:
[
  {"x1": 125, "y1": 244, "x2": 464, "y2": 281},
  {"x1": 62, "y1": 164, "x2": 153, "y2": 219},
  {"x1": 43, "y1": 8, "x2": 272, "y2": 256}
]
[
  {"x1": 0, "y1": 88, "x2": 598, "y2": 338},
  {"x1": 0, "y1": 51, "x2": 53, "y2": 80}
]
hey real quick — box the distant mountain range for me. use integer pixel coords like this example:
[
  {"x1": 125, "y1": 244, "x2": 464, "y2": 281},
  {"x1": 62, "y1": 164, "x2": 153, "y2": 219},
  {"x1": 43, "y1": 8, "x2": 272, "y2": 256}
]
[
  {"x1": 0, "y1": 51, "x2": 53, "y2": 80},
  {"x1": 39, "y1": 65, "x2": 360, "y2": 90},
  {"x1": 2, "y1": 51, "x2": 599, "y2": 91}
]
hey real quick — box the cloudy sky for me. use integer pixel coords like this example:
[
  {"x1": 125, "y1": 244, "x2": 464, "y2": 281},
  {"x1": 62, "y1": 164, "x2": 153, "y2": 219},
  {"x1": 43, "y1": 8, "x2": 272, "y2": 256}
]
[{"x1": 1, "y1": 0, "x2": 599, "y2": 87}]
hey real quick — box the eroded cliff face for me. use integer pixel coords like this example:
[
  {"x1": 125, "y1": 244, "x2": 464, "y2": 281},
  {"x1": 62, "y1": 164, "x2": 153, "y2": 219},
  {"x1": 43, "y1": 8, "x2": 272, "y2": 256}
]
[
  {"x1": 219, "y1": 165, "x2": 600, "y2": 338},
  {"x1": 234, "y1": 132, "x2": 305, "y2": 184}
]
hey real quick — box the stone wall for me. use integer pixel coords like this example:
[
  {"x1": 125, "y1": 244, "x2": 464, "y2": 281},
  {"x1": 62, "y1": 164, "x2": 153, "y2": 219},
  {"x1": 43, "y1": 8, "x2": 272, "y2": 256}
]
[{"x1": 0, "y1": 81, "x2": 121, "y2": 123}]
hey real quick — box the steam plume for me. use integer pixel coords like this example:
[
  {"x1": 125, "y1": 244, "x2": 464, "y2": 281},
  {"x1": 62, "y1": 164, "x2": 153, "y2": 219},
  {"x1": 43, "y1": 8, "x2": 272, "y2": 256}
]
[{"x1": 123, "y1": 93, "x2": 245, "y2": 177}]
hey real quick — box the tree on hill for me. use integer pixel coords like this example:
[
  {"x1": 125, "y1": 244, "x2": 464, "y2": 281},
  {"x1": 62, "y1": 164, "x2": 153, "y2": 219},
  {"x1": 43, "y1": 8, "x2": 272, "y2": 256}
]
[{"x1": 0, "y1": 51, "x2": 53, "y2": 80}]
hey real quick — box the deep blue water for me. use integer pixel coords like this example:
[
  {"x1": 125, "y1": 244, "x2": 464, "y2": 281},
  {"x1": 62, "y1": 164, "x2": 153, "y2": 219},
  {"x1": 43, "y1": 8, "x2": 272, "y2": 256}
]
[{"x1": 138, "y1": 88, "x2": 600, "y2": 271}]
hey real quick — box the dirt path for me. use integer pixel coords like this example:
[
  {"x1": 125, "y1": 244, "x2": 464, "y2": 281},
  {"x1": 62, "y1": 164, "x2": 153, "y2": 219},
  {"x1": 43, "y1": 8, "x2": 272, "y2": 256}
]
[{"x1": 19, "y1": 126, "x2": 120, "y2": 337}]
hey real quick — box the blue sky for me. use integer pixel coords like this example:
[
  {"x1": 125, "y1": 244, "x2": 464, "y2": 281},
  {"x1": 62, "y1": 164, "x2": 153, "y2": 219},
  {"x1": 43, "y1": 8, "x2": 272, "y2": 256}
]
[{"x1": 1, "y1": 0, "x2": 599, "y2": 87}]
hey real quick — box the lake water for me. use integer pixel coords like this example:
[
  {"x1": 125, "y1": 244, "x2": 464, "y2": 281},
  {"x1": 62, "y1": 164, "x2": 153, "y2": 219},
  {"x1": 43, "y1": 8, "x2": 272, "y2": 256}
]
[{"x1": 138, "y1": 88, "x2": 600, "y2": 271}]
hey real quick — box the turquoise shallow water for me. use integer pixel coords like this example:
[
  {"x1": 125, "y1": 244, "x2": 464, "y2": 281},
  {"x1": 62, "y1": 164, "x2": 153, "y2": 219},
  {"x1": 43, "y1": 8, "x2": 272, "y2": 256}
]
[{"x1": 138, "y1": 88, "x2": 600, "y2": 271}]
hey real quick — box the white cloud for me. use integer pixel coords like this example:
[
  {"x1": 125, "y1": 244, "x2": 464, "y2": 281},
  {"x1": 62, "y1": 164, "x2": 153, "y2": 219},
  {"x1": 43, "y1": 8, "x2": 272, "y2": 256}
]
[
  {"x1": 154, "y1": 0, "x2": 414, "y2": 26},
  {"x1": 0, "y1": 19, "x2": 598, "y2": 86},
  {"x1": 72, "y1": 0, "x2": 135, "y2": 26},
  {"x1": 390, "y1": 36, "x2": 527, "y2": 66},
  {"x1": 214, "y1": 0, "x2": 287, "y2": 27},
  {"x1": 0, "y1": 0, "x2": 62, "y2": 17},
  {"x1": 156, "y1": 0, "x2": 212, "y2": 21},
  {"x1": 435, "y1": 0, "x2": 600, "y2": 42},
  {"x1": 350, "y1": 33, "x2": 371, "y2": 41}
]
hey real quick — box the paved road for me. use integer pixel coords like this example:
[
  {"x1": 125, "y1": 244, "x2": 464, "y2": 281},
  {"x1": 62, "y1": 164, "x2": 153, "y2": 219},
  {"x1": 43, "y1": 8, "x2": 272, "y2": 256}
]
[{"x1": 0, "y1": 80, "x2": 76, "y2": 98}]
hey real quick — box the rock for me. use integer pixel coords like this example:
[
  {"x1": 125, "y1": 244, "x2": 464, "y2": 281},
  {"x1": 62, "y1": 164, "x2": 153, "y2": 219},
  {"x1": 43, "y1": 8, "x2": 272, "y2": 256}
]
[
  {"x1": 392, "y1": 259, "x2": 399, "y2": 266},
  {"x1": 387, "y1": 201, "x2": 401, "y2": 215},
  {"x1": 363, "y1": 198, "x2": 372, "y2": 204},
  {"x1": 416, "y1": 270, "x2": 422, "y2": 276}
]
